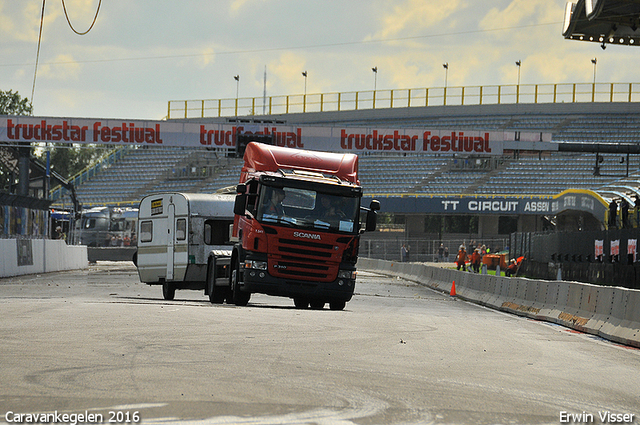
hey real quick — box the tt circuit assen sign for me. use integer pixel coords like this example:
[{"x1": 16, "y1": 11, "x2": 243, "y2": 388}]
[
  {"x1": 0, "y1": 116, "x2": 551, "y2": 155},
  {"x1": 373, "y1": 190, "x2": 609, "y2": 220}
]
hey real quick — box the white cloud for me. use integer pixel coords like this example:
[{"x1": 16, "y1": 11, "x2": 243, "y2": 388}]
[
  {"x1": 229, "y1": 0, "x2": 268, "y2": 15},
  {"x1": 39, "y1": 54, "x2": 81, "y2": 80},
  {"x1": 370, "y1": 0, "x2": 465, "y2": 40},
  {"x1": 3, "y1": 0, "x2": 640, "y2": 119},
  {"x1": 197, "y1": 47, "x2": 216, "y2": 68},
  {"x1": 480, "y1": 0, "x2": 559, "y2": 29}
]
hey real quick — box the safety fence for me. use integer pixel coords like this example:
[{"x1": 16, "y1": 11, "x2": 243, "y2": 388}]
[
  {"x1": 359, "y1": 237, "x2": 508, "y2": 263},
  {"x1": 510, "y1": 229, "x2": 640, "y2": 287},
  {"x1": 510, "y1": 229, "x2": 640, "y2": 265},
  {"x1": 168, "y1": 82, "x2": 640, "y2": 119},
  {"x1": 358, "y1": 258, "x2": 640, "y2": 348}
]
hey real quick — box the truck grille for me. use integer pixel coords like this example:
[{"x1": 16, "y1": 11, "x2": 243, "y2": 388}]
[{"x1": 270, "y1": 237, "x2": 338, "y2": 281}]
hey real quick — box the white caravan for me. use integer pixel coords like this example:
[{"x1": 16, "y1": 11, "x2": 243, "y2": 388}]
[{"x1": 136, "y1": 192, "x2": 235, "y2": 301}]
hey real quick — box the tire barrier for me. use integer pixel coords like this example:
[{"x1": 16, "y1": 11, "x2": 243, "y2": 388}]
[{"x1": 358, "y1": 258, "x2": 640, "y2": 348}]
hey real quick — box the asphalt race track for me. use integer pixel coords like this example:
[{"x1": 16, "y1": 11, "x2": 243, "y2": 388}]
[{"x1": 0, "y1": 262, "x2": 638, "y2": 424}]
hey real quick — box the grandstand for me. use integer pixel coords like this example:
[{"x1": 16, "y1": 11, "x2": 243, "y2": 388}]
[{"x1": 52, "y1": 101, "x2": 640, "y2": 212}]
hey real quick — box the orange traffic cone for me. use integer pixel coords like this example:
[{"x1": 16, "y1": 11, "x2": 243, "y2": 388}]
[{"x1": 450, "y1": 280, "x2": 457, "y2": 297}]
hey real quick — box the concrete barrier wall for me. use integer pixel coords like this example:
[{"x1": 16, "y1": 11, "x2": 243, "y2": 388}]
[
  {"x1": 0, "y1": 239, "x2": 88, "y2": 278},
  {"x1": 358, "y1": 258, "x2": 640, "y2": 348},
  {"x1": 87, "y1": 247, "x2": 136, "y2": 262}
]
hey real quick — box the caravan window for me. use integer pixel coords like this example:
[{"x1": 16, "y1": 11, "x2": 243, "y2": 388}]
[
  {"x1": 140, "y1": 221, "x2": 152, "y2": 242},
  {"x1": 176, "y1": 219, "x2": 187, "y2": 241},
  {"x1": 204, "y1": 219, "x2": 234, "y2": 245}
]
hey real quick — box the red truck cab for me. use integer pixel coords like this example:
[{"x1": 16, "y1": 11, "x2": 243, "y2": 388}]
[{"x1": 228, "y1": 142, "x2": 379, "y2": 310}]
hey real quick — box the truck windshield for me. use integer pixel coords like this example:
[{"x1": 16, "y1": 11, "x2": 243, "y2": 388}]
[{"x1": 257, "y1": 186, "x2": 359, "y2": 233}]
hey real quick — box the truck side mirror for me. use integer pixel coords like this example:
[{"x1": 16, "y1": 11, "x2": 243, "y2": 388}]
[
  {"x1": 234, "y1": 194, "x2": 247, "y2": 216},
  {"x1": 236, "y1": 183, "x2": 247, "y2": 194},
  {"x1": 365, "y1": 210, "x2": 377, "y2": 232},
  {"x1": 360, "y1": 199, "x2": 380, "y2": 233}
]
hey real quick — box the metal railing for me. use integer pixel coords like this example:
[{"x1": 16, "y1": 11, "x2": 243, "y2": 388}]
[{"x1": 167, "y1": 82, "x2": 640, "y2": 119}]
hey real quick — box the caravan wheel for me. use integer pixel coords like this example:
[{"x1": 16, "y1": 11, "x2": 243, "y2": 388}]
[
  {"x1": 162, "y1": 281, "x2": 175, "y2": 300},
  {"x1": 293, "y1": 298, "x2": 310, "y2": 309}
]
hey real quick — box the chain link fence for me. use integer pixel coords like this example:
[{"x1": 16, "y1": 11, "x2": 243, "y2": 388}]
[{"x1": 359, "y1": 236, "x2": 509, "y2": 263}]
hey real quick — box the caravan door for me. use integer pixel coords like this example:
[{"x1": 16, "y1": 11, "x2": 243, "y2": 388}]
[
  {"x1": 166, "y1": 202, "x2": 175, "y2": 280},
  {"x1": 136, "y1": 193, "x2": 188, "y2": 284}
]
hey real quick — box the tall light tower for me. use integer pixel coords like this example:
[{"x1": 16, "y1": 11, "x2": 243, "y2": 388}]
[
  {"x1": 443, "y1": 63, "x2": 448, "y2": 88},
  {"x1": 591, "y1": 58, "x2": 597, "y2": 102},
  {"x1": 234, "y1": 75, "x2": 239, "y2": 116},
  {"x1": 263, "y1": 66, "x2": 267, "y2": 115},
  {"x1": 443, "y1": 63, "x2": 448, "y2": 105},
  {"x1": 302, "y1": 70, "x2": 308, "y2": 112},
  {"x1": 515, "y1": 60, "x2": 522, "y2": 103},
  {"x1": 302, "y1": 70, "x2": 308, "y2": 95},
  {"x1": 372, "y1": 66, "x2": 378, "y2": 91},
  {"x1": 372, "y1": 66, "x2": 378, "y2": 108}
]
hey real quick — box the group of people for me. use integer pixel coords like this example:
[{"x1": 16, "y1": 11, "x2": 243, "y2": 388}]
[
  {"x1": 456, "y1": 244, "x2": 521, "y2": 277},
  {"x1": 454, "y1": 243, "x2": 491, "y2": 274},
  {"x1": 438, "y1": 242, "x2": 491, "y2": 271},
  {"x1": 608, "y1": 196, "x2": 639, "y2": 229},
  {"x1": 437, "y1": 244, "x2": 449, "y2": 262},
  {"x1": 108, "y1": 233, "x2": 136, "y2": 246}
]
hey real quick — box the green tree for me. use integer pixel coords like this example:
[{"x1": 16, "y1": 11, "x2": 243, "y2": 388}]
[
  {"x1": 1, "y1": 90, "x2": 33, "y2": 191},
  {"x1": 40, "y1": 144, "x2": 104, "y2": 179},
  {"x1": 0, "y1": 89, "x2": 33, "y2": 116}
]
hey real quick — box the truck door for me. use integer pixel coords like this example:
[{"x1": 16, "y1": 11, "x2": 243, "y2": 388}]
[{"x1": 167, "y1": 202, "x2": 175, "y2": 280}]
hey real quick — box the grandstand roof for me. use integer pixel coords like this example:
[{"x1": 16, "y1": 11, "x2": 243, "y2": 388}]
[{"x1": 563, "y1": 0, "x2": 640, "y2": 47}]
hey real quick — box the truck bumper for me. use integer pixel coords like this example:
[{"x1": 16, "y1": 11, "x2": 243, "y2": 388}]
[{"x1": 241, "y1": 266, "x2": 355, "y2": 302}]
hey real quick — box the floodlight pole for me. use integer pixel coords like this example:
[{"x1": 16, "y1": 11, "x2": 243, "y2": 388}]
[
  {"x1": 234, "y1": 75, "x2": 239, "y2": 116},
  {"x1": 515, "y1": 60, "x2": 521, "y2": 103},
  {"x1": 591, "y1": 58, "x2": 597, "y2": 102},
  {"x1": 302, "y1": 71, "x2": 308, "y2": 112},
  {"x1": 443, "y1": 63, "x2": 448, "y2": 105},
  {"x1": 372, "y1": 67, "x2": 378, "y2": 108}
]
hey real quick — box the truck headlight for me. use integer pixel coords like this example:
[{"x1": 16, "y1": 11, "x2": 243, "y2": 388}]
[
  {"x1": 338, "y1": 270, "x2": 356, "y2": 280},
  {"x1": 244, "y1": 260, "x2": 268, "y2": 270}
]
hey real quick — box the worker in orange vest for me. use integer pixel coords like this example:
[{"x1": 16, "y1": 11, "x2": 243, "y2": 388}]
[{"x1": 456, "y1": 246, "x2": 468, "y2": 271}]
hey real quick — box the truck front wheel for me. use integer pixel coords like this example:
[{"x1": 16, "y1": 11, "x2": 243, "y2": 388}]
[
  {"x1": 329, "y1": 300, "x2": 346, "y2": 311},
  {"x1": 207, "y1": 260, "x2": 225, "y2": 304},
  {"x1": 231, "y1": 260, "x2": 251, "y2": 306}
]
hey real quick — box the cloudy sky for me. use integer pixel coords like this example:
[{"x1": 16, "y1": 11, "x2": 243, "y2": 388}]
[{"x1": 1, "y1": 0, "x2": 638, "y2": 120}]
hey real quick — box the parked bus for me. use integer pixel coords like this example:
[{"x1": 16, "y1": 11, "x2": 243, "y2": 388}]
[{"x1": 72, "y1": 206, "x2": 138, "y2": 247}]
